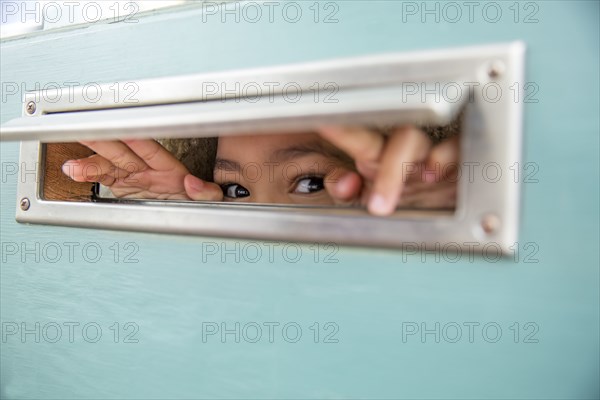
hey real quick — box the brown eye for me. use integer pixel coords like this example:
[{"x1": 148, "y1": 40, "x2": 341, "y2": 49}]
[
  {"x1": 221, "y1": 183, "x2": 250, "y2": 198},
  {"x1": 293, "y1": 177, "x2": 325, "y2": 194}
]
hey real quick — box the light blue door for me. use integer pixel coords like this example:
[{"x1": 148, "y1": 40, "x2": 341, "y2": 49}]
[{"x1": 1, "y1": 1, "x2": 598, "y2": 398}]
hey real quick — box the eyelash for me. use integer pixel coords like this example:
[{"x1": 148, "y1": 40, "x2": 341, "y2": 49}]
[{"x1": 220, "y1": 175, "x2": 326, "y2": 199}]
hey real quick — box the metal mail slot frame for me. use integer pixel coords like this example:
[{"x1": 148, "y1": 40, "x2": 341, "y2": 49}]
[{"x1": 3, "y1": 42, "x2": 525, "y2": 254}]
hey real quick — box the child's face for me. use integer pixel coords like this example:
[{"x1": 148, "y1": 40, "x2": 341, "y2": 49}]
[{"x1": 214, "y1": 133, "x2": 353, "y2": 205}]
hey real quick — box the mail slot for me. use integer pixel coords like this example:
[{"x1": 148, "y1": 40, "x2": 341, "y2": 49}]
[{"x1": 0, "y1": 42, "x2": 525, "y2": 254}]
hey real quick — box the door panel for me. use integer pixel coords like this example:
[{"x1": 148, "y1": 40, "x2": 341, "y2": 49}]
[{"x1": 1, "y1": 1, "x2": 598, "y2": 399}]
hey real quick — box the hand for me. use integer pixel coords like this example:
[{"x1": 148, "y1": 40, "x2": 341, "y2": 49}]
[
  {"x1": 62, "y1": 139, "x2": 223, "y2": 201},
  {"x1": 318, "y1": 125, "x2": 459, "y2": 215}
]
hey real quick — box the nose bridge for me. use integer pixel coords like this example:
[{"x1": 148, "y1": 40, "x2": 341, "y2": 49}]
[
  {"x1": 249, "y1": 188, "x2": 288, "y2": 205},
  {"x1": 246, "y1": 176, "x2": 290, "y2": 205}
]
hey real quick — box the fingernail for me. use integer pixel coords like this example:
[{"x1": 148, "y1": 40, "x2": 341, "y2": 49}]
[
  {"x1": 369, "y1": 194, "x2": 393, "y2": 216},
  {"x1": 187, "y1": 175, "x2": 204, "y2": 191},
  {"x1": 61, "y1": 161, "x2": 76, "y2": 177}
]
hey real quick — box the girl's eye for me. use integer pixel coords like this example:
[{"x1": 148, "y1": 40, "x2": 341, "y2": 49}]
[
  {"x1": 293, "y1": 176, "x2": 325, "y2": 194},
  {"x1": 221, "y1": 183, "x2": 250, "y2": 199}
]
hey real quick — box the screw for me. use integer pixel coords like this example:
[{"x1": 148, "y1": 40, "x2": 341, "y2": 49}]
[
  {"x1": 20, "y1": 197, "x2": 30, "y2": 211},
  {"x1": 481, "y1": 214, "x2": 500, "y2": 235},
  {"x1": 26, "y1": 101, "x2": 36, "y2": 115},
  {"x1": 487, "y1": 61, "x2": 505, "y2": 79}
]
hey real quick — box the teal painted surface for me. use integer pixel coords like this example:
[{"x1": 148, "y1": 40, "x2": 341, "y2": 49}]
[{"x1": 1, "y1": 1, "x2": 598, "y2": 399}]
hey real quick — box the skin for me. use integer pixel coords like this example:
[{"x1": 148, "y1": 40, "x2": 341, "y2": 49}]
[
  {"x1": 62, "y1": 126, "x2": 459, "y2": 215},
  {"x1": 213, "y1": 133, "x2": 355, "y2": 205}
]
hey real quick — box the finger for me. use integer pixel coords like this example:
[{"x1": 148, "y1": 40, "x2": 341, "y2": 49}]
[
  {"x1": 62, "y1": 154, "x2": 132, "y2": 182},
  {"x1": 184, "y1": 175, "x2": 224, "y2": 201},
  {"x1": 62, "y1": 156, "x2": 157, "y2": 193},
  {"x1": 122, "y1": 139, "x2": 188, "y2": 173},
  {"x1": 355, "y1": 159, "x2": 379, "y2": 181},
  {"x1": 97, "y1": 174, "x2": 116, "y2": 187},
  {"x1": 79, "y1": 140, "x2": 149, "y2": 174},
  {"x1": 318, "y1": 126, "x2": 385, "y2": 166},
  {"x1": 422, "y1": 135, "x2": 460, "y2": 183},
  {"x1": 324, "y1": 169, "x2": 363, "y2": 206},
  {"x1": 368, "y1": 126, "x2": 432, "y2": 216}
]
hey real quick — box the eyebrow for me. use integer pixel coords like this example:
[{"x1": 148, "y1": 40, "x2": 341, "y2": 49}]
[
  {"x1": 214, "y1": 158, "x2": 242, "y2": 172},
  {"x1": 269, "y1": 139, "x2": 352, "y2": 165},
  {"x1": 213, "y1": 138, "x2": 354, "y2": 173}
]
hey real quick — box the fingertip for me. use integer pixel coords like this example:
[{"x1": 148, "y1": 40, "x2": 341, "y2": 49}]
[
  {"x1": 184, "y1": 174, "x2": 204, "y2": 192},
  {"x1": 184, "y1": 175, "x2": 224, "y2": 201},
  {"x1": 368, "y1": 193, "x2": 396, "y2": 216},
  {"x1": 336, "y1": 172, "x2": 362, "y2": 199},
  {"x1": 61, "y1": 160, "x2": 79, "y2": 179}
]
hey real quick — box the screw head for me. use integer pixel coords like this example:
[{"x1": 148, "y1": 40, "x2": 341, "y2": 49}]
[
  {"x1": 481, "y1": 214, "x2": 500, "y2": 235},
  {"x1": 20, "y1": 197, "x2": 30, "y2": 211},
  {"x1": 487, "y1": 61, "x2": 506, "y2": 79},
  {"x1": 26, "y1": 101, "x2": 36, "y2": 115}
]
